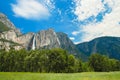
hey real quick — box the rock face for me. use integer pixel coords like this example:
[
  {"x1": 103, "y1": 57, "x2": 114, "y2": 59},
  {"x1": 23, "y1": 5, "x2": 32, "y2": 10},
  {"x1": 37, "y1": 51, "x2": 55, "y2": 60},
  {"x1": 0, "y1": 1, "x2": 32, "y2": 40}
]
[
  {"x1": 57, "y1": 32, "x2": 79, "y2": 55},
  {"x1": 0, "y1": 30, "x2": 23, "y2": 50},
  {"x1": 76, "y1": 36, "x2": 120, "y2": 60},
  {"x1": 17, "y1": 33, "x2": 34, "y2": 50},
  {"x1": 35, "y1": 29, "x2": 60, "y2": 49}
]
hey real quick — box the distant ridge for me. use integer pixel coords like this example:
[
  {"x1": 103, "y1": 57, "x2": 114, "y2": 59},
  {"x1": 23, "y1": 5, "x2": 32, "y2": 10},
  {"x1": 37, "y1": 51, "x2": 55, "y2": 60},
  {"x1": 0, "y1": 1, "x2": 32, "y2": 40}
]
[{"x1": 76, "y1": 36, "x2": 120, "y2": 60}]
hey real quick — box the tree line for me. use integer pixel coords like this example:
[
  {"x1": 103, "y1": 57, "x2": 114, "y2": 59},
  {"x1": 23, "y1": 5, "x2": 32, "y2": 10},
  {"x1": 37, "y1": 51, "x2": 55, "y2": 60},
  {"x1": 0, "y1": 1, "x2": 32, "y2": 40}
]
[{"x1": 0, "y1": 48, "x2": 120, "y2": 73}]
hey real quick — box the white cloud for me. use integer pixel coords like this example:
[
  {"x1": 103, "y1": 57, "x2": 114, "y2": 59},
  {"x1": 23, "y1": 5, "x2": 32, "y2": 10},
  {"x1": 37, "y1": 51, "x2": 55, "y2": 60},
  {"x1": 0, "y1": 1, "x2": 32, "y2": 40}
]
[
  {"x1": 11, "y1": 0, "x2": 54, "y2": 20},
  {"x1": 74, "y1": 0, "x2": 106, "y2": 21},
  {"x1": 73, "y1": 0, "x2": 120, "y2": 42},
  {"x1": 70, "y1": 37, "x2": 75, "y2": 40},
  {"x1": 72, "y1": 31, "x2": 80, "y2": 36}
]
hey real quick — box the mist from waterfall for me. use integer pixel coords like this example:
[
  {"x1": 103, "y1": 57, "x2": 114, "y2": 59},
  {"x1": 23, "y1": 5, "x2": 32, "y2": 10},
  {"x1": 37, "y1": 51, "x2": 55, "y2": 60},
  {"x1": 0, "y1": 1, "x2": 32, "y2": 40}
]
[{"x1": 32, "y1": 35, "x2": 36, "y2": 50}]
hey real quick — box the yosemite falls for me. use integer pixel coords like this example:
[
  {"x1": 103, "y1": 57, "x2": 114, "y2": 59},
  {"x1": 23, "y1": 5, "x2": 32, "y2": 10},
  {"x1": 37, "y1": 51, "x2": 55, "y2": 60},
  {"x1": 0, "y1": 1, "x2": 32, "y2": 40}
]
[{"x1": 32, "y1": 35, "x2": 36, "y2": 50}]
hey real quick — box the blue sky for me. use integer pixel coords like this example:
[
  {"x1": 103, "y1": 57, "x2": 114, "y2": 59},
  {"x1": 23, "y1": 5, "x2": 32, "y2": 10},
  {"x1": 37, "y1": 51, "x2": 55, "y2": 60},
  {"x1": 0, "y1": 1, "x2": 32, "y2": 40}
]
[{"x1": 0, "y1": 0, "x2": 120, "y2": 44}]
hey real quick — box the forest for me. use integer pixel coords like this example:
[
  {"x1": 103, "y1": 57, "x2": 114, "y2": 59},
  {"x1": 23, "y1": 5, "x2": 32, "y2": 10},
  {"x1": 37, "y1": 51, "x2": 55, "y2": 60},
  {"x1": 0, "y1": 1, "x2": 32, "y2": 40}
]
[{"x1": 0, "y1": 48, "x2": 120, "y2": 73}]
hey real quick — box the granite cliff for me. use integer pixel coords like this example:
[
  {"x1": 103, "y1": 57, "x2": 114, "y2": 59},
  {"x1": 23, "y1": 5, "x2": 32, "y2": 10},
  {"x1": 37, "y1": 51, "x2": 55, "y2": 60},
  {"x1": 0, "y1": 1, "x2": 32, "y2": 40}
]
[{"x1": 0, "y1": 13, "x2": 78, "y2": 55}]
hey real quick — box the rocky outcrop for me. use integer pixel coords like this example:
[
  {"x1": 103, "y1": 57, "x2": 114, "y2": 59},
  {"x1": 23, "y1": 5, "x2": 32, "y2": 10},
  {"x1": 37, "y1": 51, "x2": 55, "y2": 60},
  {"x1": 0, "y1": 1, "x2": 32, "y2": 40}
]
[{"x1": 0, "y1": 39, "x2": 22, "y2": 51}]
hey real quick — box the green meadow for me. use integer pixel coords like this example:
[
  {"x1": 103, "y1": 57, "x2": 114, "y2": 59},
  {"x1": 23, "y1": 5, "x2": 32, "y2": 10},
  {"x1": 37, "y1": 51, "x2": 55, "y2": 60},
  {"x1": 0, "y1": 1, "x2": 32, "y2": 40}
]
[{"x1": 0, "y1": 72, "x2": 120, "y2": 80}]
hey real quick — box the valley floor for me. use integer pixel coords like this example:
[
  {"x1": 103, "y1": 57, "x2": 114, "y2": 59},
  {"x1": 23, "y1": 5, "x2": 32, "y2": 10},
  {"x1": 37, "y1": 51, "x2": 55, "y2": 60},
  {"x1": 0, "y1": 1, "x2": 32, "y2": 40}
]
[{"x1": 0, "y1": 72, "x2": 120, "y2": 80}]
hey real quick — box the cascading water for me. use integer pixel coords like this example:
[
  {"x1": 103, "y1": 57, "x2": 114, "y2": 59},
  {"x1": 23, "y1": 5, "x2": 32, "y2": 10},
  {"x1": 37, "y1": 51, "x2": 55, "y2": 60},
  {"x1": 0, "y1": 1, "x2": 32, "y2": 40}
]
[{"x1": 32, "y1": 35, "x2": 36, "y2": 50}]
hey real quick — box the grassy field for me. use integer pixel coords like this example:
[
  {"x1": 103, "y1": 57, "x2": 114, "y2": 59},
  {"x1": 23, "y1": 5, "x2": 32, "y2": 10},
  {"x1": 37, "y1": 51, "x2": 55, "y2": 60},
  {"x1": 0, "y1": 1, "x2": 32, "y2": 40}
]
[{"x1": 0, "y1": 72, "x2": 120, "y2": 80}]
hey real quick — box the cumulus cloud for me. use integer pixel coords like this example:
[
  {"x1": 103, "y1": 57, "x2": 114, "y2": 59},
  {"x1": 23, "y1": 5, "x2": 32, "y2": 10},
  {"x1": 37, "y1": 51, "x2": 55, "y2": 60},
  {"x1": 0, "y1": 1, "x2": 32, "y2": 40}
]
[
  {"x1": 11, "y1": 0, "x2": 54, "y2": 20},
  {"x1": 73, "y1": 0, "x2": 120, "y2": 42}
]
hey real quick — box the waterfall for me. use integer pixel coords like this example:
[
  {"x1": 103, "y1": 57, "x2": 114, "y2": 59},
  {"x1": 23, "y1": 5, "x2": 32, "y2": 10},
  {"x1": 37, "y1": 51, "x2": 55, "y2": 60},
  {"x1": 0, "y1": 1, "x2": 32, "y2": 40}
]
[{"x1": 32, "y1": 35, "x2": 36, "y2": 50}]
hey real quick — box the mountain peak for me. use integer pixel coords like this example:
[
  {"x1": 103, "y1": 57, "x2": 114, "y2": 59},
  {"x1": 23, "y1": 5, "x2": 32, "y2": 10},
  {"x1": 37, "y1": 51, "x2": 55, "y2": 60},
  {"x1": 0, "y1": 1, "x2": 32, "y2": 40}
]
[{"x1": 0, "y1": 13, "x2": 15, "y2": 29}]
